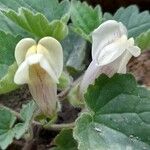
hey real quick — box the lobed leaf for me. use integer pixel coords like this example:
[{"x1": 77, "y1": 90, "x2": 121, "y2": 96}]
[
  {"x1": 3, "y1": 8, "x2": 68, "y2": 40},
  {"x1": 104, "y1": 5, "x2": 150, "y2": 38},
  {"x1": 14, "y1": 101, "x2": 37, "y2": 139},
  {"x1": 70, "y1": 0, "x2": 102, "y2": 42},
  {"x1": 74, "y1": 74, "x2": 150, "y2": 150},
  {"x1": 0, "y1": 108, "x2": 16, "y2": 150},
  {"x1": 0, "y1": 0, "x2": 70, "y2": 22}
]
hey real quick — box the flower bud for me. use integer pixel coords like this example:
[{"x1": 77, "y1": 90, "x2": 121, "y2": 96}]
[
  {"x1": 14, "y1": 37, "x2": 63, "y2": 117},
  {"x1": 80, "y1": 20, "x2": 141, "y2": 94}
]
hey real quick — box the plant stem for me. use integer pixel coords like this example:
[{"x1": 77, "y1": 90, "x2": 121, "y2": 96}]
[{"x1": 43, "y1": 122, "x2": 75, "y2": 131}]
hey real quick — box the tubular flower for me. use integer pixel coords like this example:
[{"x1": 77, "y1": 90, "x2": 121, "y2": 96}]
[
  {"x1": 14, "y1": 37, "x2": 63, "y2": 116},
  {"x1": 80, "y1": 20, "x2": 141, "y2": 94}
]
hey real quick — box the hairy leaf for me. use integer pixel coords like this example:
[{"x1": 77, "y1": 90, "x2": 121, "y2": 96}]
[
  {"x1": 74, "y1": 74, "x2": 150, "y2": 150},
  {"x1": 14, "y1": 101, "x2": 37, "y2": 139},
  {"x1": 104, "y1": 5, "x2": 150, "y2": 38},
  {"x1": 0, "y1": 0, "x2": 70, "y2": 22},
  {"x1": 3, "y1": 8, "x2": 68, "y2": 40},
  {"x1": 0, "y1": 108, "x2": 16, "y2": 150},
  {"x1": 71, "y1": 0, "x2": 102, "y2": 42}
]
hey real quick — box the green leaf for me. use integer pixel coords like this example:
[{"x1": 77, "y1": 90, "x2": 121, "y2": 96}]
[
  {"x1": 14, "y1": 101, "x2": 37, "y2": 139},
  {"x1": 70, "y1": 0, "x2": 102, "y2": 42},
  {"x1": 58, "y1": 72, "x2": 72, "y2": 90},
  {"x1": 0, "y1": 31, "x2": 21, "y2": 94},
  {"x1": 135, "y1": 30, "x2": 150, "y2": 51},
  {"x1": 0, "y1": 0, "x2": 70, "y2": 22},
  {"x1": 0, "y1": 63, "x2": 19, "y2": 94},
  {"x1": 61, "y1": 29, "x2": 87, "y2": 73},
  {"x1": 0, "y1": 31, "x2": 21, "y2": 65},
  {"x1": 74, "y1": 74, "x2": 150, "y2": 150},
  {"x1": 0, "y1": 108, "x2": 16, "y2": 150},
  {"x1": 23, "y1": 0, "x2": 70, "y2": 22},
  {"x1": 0, "y1": 12, "x2": 28, "y2": 36},
  {"x1": 3, "y1": 8, "x2": 68, "y2": 40},
  {"x1": 54, "y1": 129, "x2": 78, "y2": 150},
  {"x1": 104, "y1": 5, "x2": 150, "y2": 38}
]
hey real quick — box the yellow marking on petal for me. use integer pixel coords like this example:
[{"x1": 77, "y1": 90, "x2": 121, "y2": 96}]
[
  {"x1": 26, "y1": 45, "x2": 37, "y2": 58},
  {"x1": 37, "y1": 44, "x2": 51, "y2": 60}
]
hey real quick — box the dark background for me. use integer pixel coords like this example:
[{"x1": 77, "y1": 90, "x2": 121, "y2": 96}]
[{"x1": 83, "y1": 0, "x2": 150, "y2": 12}]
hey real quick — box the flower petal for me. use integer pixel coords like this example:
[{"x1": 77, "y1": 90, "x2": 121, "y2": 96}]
[
  {"x1": 92, "y1": 20, "x2": 127, "y2": 59},
  {"x1": 28, "y1": 64, "x2": 59, "y2": 116},
  {"x1": 38, "y1": 37, "x2": 63, "y2": 78},
  {"x1": 97, "y1": 35, "x2": 128, "y2": 66},
  {"x1": 15, "y1": 38, "x2": 36, "y2": 65},
  {"x1": 80, "y1": 53, "x2": 129, "y2": 94},
  {"x1": 117, "y1": 51, "x2": 132, "y2": 73},
  {"x1": 14, "y1": 60, "x2": 29, "y2": 84},
  {"x1": 128, "y1": 46, "x2": 141, "y2": 57},
  {"x1": 26, "y1": 53, "x2": 59, "y2": 83}
]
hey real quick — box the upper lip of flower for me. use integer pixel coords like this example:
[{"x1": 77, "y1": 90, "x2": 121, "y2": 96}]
[
  {"x1": 14, "y1": 37, "x2": 63, "y2": 85},
  {"x1": 91, "y1": 20, "x2": 141, "y2": 66}
]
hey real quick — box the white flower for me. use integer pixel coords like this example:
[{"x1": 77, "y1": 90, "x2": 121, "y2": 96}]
[
  {"x1": 14, "y1": 37, "x2": 63, "y2": 116},
  {"x1": 80, "y1": 20, "x2": 141, "y2": 94}
]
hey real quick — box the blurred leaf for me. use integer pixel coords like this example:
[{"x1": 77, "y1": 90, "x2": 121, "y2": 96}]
[
  {"x1": 54, "y1": 129, "x2": 77, "y2": 150},
  {"x1": 58, "y1": 72, "x2": 72, "y2": 90},
  {"x1": 0, "y1": 31, "x2": 21, "y2": 94},
  {"x1": 0, "y1": 12, "x2": 28, "y2": 36},
  {"x1": 0, "y1": 31, "x2": 21, "y2": 65},
  {"x1": 0, "y1": 63, "x2": 19, "y2": 94},
  {"x1": 61, "y1": 30, "x2": 87, "y2": 73},
  {"x1": 70, "y1": 0, "x2": 102, "y2": 42},
  {"x1": 0, "y1": 108, "x2": 16, "y2": 150},
  {"x1": 14, "y1": 101, "x2": 37, "y2": 139},
  {"x1": 22, "y1": 0, "x2": 70, "y2": 22},
  {"x1": 135, "y1": 30, "x2": 150, "y2": 51},
  {"x1": 0, "y1": 0, "x2": 70, "y2": 22},
  {"x1": 104, "y1": 5, "x2": 150, "y2": 38},
  {"x1": 3, "y1": 8, "x2": 68, "y2": 40},
  {"x1": 74, "y1": 74, "x2": 150, "y2": 150}
]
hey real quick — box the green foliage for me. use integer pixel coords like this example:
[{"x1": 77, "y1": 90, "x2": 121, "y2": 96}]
[
  {"x1": 3, "y1": 8, "x2": 68, "y2": 40},
  {"x1": 54, "y1": 129, "x2": 78, "y2": 150},
  {"x1": 0, "y1": 0, "x2": 70, "y2": 22},
  {"x1": 0, "y1": 31, "x2": 21, "y2": 65},
  {"x1": 0, "y1": 12, "x2": 28, "y2": 36},
  {"x1": 0, "y1": 63, "x2": 19, "y2": 94},
  {"x1": 135, "y1": 30, "x2": 150, "y2": 51},
  {"x1": 0, "y1": 101, "x2": 37, "y2": 149},
  {"x1": 58, "y1": 72, "x2": 72, "y2": 90},
  {"x1": 104, "y1": 5, "x2": 150, "y2": 38},
  {"x1": 0, "y1": 31, "x2": 21, "y2": 94},
  {"x1": 61, "y1": 29, "x2": 87, "y2": 73},
  {"x1": 74, "y1": 74, "x2": 150, "y2": 150},
  {"x1": 0, "y1": 108, "x2": 16, "y2": 150},
  {"x1": 70, "y1": 0, "x2": 102, "y2": 42},
  {"x1": 14, "y1": 101, "x2": 37, "y2": 139}
]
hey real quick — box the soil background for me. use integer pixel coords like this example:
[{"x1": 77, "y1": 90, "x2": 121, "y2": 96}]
[{"x1": 0, "y1": 0, "x2": 150, "y2": 150}]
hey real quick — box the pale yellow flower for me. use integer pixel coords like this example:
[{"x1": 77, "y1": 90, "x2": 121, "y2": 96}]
[{"x1": 14, "y1": 37, "x2": 63, "y2": 116}]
